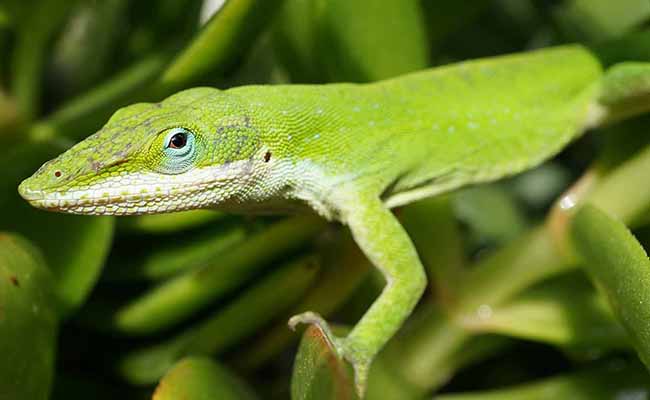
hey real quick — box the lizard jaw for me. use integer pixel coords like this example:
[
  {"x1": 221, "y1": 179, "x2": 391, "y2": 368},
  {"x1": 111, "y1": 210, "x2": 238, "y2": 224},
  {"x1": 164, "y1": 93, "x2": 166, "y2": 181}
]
[
  {"x1": 18, "y1": 159, "x2": 269, "y2": 216},
  {"x1": 18, "y1": 174, "x2": 210, "y2": 215}
]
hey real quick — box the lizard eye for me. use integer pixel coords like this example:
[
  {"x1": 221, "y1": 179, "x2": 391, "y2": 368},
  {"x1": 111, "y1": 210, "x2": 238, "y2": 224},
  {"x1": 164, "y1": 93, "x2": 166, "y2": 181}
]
[
  {"x1": 167, "y1": 131, "x2": 187, "y2": 149},
  {"x1": 163, "y1": 128, "x2": 194, "y2": 154},
  {"x1": 157, "y1": 127, "x2": 197, "y2": 174}
]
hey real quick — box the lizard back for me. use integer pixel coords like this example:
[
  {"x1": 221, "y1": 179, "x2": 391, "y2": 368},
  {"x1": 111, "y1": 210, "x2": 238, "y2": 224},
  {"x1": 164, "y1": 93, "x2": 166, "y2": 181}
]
[{"x1": 230, "y1": 45, "x2": 602, "y2": 208}]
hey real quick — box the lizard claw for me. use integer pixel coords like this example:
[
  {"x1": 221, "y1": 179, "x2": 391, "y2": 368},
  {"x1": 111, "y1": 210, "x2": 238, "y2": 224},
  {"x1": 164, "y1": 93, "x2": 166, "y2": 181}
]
[{"x1": 288, "y1": 311, "x2": 371, "y2": 398}]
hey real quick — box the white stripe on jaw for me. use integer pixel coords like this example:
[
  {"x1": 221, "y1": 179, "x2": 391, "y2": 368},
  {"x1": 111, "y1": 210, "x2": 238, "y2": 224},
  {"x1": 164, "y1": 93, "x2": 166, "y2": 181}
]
[{"x1": 29, "y1": 159, "x2": 267, "y2": 215}]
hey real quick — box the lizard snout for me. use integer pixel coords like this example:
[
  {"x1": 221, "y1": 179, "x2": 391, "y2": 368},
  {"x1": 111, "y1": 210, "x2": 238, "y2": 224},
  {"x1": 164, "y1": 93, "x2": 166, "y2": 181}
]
[{"x1": 18, "y1": 178, "x2": 44, "y2": 203}]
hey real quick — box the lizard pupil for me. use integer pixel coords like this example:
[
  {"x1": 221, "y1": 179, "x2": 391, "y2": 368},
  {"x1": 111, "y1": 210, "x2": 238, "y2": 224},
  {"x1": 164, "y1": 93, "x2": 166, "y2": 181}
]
[{"x1": 168, "y1": 132, "x2": 187, "y2": 149}]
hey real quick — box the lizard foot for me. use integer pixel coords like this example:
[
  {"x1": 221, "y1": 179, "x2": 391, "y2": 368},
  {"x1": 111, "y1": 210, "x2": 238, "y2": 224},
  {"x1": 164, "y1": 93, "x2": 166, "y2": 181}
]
[{"x1": 289, "y1": 311, "x2": 371, "y2": 398}]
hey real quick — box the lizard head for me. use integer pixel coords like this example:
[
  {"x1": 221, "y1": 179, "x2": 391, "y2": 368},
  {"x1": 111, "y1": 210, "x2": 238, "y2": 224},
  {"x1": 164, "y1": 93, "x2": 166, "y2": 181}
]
[{"x1": 19, "y1": 88, "x2": 271, "y2": 215}]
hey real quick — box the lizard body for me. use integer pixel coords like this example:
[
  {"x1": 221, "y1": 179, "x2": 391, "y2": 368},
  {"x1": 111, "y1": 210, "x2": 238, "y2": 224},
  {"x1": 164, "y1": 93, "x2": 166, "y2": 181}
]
[{"x1": 18, "y1": 45, "x2": 649, "y2": 394}]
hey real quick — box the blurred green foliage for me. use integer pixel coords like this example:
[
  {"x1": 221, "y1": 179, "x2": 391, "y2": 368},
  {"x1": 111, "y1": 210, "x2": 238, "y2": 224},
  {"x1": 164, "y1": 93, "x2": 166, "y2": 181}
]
[{"x1": 2, "y1": 0, "x2": 650, "y2": 399}]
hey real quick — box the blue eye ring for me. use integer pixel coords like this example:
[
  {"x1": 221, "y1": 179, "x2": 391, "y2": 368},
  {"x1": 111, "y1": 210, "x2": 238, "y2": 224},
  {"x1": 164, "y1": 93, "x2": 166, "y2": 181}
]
[{"x1": 159, "y1": 127, "x2": 197, "y2": 174}]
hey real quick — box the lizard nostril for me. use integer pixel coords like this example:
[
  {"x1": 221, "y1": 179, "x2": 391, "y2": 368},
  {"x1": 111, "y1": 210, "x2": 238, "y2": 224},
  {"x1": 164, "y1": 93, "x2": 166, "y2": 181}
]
[{"x1": 54, "y1": 171, "x2": 62, "y2": 178}]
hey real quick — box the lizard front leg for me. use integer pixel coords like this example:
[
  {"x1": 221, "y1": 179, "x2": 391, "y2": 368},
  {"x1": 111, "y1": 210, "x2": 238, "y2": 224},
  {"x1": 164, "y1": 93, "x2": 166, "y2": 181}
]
[{"x1": 290, "y1": 194, "x2": 427, "y2": 396}]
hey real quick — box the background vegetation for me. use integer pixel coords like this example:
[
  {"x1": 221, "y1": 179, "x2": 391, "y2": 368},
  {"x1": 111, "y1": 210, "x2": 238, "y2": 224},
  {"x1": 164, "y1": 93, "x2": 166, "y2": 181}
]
[{"x1": 2, "y1": 0, "x2": 650, "y2": 399}]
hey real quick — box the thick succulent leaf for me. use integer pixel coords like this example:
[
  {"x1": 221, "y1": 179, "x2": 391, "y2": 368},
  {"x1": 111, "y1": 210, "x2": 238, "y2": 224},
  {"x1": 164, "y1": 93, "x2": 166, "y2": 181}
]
[
  {"x1": 109, "y1": 216, "x2": 325, "y2": 335},
  {"x1": 236, "y1": 233, "x2": 370, "y2": 370},
  {"x1": 119, "y1": 255, "x2": 320, "y2": 385},
  {"x1": 436, "y1": 361, "x2": 650, "y2": 400},
  {"x1": 554, "y1": 0, "x2": 650, "y2": 42},
  {"x1": 455, "y1": 226, "x2": 569, "y2": 314},
  {"x1": 465, "y1": 275, "x2": 629, "y2": 349},
  {"x1": 275, "y1": 0, "x2": 428, "y2": 82},
  {"x1": 291, "y1": 325, "x2": 357, "y2": 400},
  {"x1": 317, "y1": 0, "x2": 430, "y2": 82},
  {"x1": 30, "y1": 53, "x2": 167, "y2": 143},
  {"x1": 0, "y1": 10, "x2": 7, "y2": 28},
  {"x1": 272, "y1": 0, "x2": 325, "y2": 82},
  {"x1": 365, "y1": 357, "x2": 422, "y2": 400},
  {"x1": 1, "y1": 142, "x2": 115, "y2": 316},
  {"x1": 0, "y1": 233, "x2": 58, "y2": 400},
  {"x1": 0, "y1": 86, "x2": 19, "y2": 133},
  {"x1": 453, "y1": 185, "x2": 528, "y2": 247},
  {"x1": 400, "y1": 195, "x2": 465, "y2": 300},
  {"x1": 105, "y1": 222, "x2": 246, "y2": 282},
  {"x1": 572, "y1": 204, "x2": 650, "y2": 369},
  {"x1": 3, "y1": 209, "x2": 114, "y2": 316},
  {"x1": 595, "y1": 29, "x2": 650, "y2": 66},
  {"x1": 420, "y1": 1, "x2": 489, "y2": 52},
  {"x1": 51, "y1": 0, "x2": 130, "y2": 97},
  {"x1": 11, "y1": 0, "x2": 81, "y2": 121},
  {"x1": 381, "y1": 303, "x2": 508, "y2": 393},
  {"x1": 154, "y1": 0, "x2": 286, "y2": 94},
  {"x1": 116, "y1": 209, "x2": 224, "y2": 235},
  {"x1": 508, "y1": 163, "x2": 571, "y2": 210},
  {"x1": 153, "y1": 356, "x2": 257, "y2": 400}
]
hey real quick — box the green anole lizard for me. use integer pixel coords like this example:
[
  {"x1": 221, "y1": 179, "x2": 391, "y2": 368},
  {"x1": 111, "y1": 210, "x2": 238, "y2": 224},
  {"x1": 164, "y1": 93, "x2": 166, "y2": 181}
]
[{"x1": 18, "y1": 45, "x2": 650, "y2": 395}]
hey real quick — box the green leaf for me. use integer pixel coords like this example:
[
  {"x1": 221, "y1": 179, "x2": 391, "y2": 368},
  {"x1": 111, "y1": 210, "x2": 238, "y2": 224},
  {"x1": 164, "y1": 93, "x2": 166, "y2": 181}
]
[
  {"x1": 465, "y1": 275, "x2": 629, "y2": 349},
  {"x1": 0, "y1": 233, "x2": 58, "y2": 400},
  {"x1": 275, "y1": 0, "x2": 428, "y2": 83},
  {"x1": 109, "y1": 215, "x2": 325, "y2": 335},
  {"x1": 105, "y1": 222, "x2": 246, "y2": 282},
  {"x1": 29, "y1": 52, "x2": 168, "y2": 143},
  {"x1": 455, "y1": 226, "x2": 569, "y2": 314},
  {"x1": 116, "y1": 209, "x2": 225, "y2": 235},
  {"x1": 436, "y1": 361, "x2": 650, "y2": 400},
  {"x1": 0, "y1": 86, "x2": 19, "y2": 133},
  {"x1": 1, "y1": 142, "x2": 115, "y2": 317},
  {"x1": 272, "y1": 0, "x2": 326, "y2": 82},
  {"x1": 0, "y1": 6, "x2": 9, "y2": 28},
  {"x1": 453, "y1": 185, "x2": 528, "y2": 247},
  {"x1": 319, "y1": 0, "x2": 429, "y2": 81},
  {"x1": 119, "y1": 255, "x2": 320, "y2": 385},
  {"x1": 291, "y1": 325, "x2": 357, "y2": 400},
  {"x1": 153, "y1": 356, "x2": 257, "y2": 400},
  {"x1": 236, "y1": 233, "x2": 370, "y2": 370},
  {"x1": 380, "y1": 304, "x2": 472, "y2": 392},
  {"x1": 572, "y1": 204, "x2": 650, "y2": 369},
  {"x1": 3, "y1": 211, "x2": 114, "y2": 317},
  {"x1": 420, "y1": 0, "x2": 490, "y2": 53},
  {"x1": 365, "y1": 357, "x2": 422, "y2": 400},
  {"x1": 400, "y1": 195, "x2": 465, "y2": 301},
  {"x1": 554, "y1": 0, "x2": 650, "y2": 42},
  {"x1": 508, "y1": 163, "x2": 571, "y2": 210},
  {"x1": 154, "y1": 0, "x2": 285, "y2": 94},
  {"x1": 48, "y1": 216, "x2": 115, "y2": 316},
  {"x1": 11, "y1": 0, "x2": 81, "y2": 121},
  {"x1": 594, "y1": 29, "x2": 650, "y2": 66},
  {"x1": 50, "y1": 0, "x2": 130, "y2": 97}
]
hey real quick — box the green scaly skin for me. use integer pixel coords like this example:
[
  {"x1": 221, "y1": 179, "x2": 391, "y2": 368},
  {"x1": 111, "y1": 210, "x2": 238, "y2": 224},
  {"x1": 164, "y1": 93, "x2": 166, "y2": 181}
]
[{"x1": 18, "y1": 45, "x2": 650, "y2": 395}]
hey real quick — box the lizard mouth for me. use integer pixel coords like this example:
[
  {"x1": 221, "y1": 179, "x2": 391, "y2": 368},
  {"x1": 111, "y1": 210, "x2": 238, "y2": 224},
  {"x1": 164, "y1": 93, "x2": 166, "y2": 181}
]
[
  {"x1": 17, "y1": 159, "x2": 264, "y2": 216},
  {"x1": 17, "y1": 182, "x2": 44, "y2": 203},
  {"x1": 17, "y1": 168, "x2": 200, "y2": 215},
  {"x1": 18, "y1": 178, "x2": 212, "y2": 216}
]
